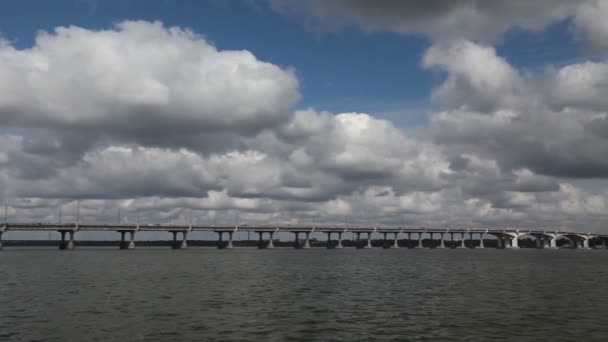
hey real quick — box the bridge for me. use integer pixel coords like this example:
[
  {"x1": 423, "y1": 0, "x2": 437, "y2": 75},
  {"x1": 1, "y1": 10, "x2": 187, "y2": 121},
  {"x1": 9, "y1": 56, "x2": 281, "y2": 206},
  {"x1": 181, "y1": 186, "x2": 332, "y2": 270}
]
[{"x1": 1, "y1": 223, "x2": 607, "y2": 250}]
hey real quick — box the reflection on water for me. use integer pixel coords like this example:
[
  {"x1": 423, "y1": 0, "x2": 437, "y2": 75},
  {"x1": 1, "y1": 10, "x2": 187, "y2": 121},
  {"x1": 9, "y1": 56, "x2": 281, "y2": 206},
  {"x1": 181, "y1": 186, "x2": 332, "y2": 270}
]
[{"x1": 1, "y1": 248, "x2": 608, "y2": 341}]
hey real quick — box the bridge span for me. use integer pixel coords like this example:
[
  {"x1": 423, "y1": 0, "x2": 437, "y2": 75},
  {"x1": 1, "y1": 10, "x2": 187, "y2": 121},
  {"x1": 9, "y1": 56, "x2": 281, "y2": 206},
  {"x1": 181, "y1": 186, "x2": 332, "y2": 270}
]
[{"x1": 0, "y1": 223, "x2": 607, "y2": 250}]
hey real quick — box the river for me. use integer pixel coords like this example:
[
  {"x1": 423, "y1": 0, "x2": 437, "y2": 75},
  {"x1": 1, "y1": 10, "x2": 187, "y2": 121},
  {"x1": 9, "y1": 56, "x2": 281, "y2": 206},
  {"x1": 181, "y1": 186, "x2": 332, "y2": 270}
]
[{"x1": 1, "y1": 248, "x2": 607, "y2": 341}]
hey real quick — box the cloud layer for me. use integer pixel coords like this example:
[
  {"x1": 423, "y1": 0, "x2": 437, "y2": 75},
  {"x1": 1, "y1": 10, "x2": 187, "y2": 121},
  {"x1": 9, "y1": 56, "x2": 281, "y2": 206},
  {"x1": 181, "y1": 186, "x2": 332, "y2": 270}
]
[
  {"x1": 1, "y1": 16, "x2": 608, "y2": 232},
  {"x1": 0, "y1": 21, "x2": 299, "y2": 152},
  {"x1": 272, "y1": 0, "x2": 598, "y2": 43}
]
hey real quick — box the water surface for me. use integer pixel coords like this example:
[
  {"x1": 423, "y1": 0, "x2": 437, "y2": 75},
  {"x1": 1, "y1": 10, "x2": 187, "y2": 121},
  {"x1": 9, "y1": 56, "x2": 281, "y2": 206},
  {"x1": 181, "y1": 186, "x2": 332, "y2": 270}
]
[{"x1": 1, "y1": 248, "x2": 607, "y2": 341}]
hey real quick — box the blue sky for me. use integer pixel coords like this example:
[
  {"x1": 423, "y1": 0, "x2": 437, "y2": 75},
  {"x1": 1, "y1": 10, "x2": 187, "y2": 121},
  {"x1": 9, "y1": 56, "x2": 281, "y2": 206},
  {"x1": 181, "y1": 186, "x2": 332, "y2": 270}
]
[{"x1": 0, "y1": 0, "x2": 590, "y2": 127}]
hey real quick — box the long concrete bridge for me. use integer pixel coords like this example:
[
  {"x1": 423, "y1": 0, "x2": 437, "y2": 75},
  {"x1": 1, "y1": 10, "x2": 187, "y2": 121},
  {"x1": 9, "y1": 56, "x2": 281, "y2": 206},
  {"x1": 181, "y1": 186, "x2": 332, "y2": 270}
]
[{"x1": 1, "y1": 223, "x2": 607, "y2": 250}]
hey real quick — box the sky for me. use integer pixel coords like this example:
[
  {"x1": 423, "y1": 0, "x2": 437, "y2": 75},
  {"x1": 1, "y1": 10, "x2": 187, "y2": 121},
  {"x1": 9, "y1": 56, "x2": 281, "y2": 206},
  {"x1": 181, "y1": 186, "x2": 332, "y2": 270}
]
[{"x1": 1, "y1": 0, "x2": 608, "y2": 237}]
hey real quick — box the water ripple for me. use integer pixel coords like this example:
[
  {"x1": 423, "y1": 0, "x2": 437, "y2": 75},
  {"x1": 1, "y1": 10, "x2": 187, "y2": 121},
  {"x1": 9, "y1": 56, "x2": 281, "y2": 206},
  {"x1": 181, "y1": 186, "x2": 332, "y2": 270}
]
[{"x1": 1, "y1": 248, "x2": 608, "y2": 341}]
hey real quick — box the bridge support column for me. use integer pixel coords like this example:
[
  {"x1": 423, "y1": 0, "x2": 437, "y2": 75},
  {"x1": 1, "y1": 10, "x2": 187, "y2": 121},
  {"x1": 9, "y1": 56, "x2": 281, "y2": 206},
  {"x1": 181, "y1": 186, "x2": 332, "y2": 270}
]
[
  {"x1": 303, "y1": 232, "x2": 311, "y2": 249},
  {"x1": 392, "y1": 232, "x2": 399, "y2": 249},
  {"x1": 67, "y1": 231, "x2": 75, "y2": 250},
  {"x1": 268, "y1": 232, "x2": 275, "y2": 249},
  {"x1": 582, "y1": 238, "x2": 590, "y2": 249},
  {"x1": 180, "y1": 232, "x2": 188, "y2": 249},
  {"x1": 550, "y1": 236, "x2": 557, "y2": 248},
  {"x1": 60, "y1": 231, "x2": 75, "y2": 250},
  {"x1": 326, "y1": 232, "x2": 332, "y2": 249},
  {"x1": 383, "y1": 232, "x2": 389, "y2": 249},
  {"x1": 217, "y1": 231, "x2": 224, "y2": 249},
  {"x1": 364, "y1": 232, "x2": 373, "y2": 249},
  {"x1": 119, "y1": 231, "x2": 126, "y2": 249},
  {"x1": 438, "y1": 233, "x2": 445, "y2": 248},
  {"x1": 495, "y1": 236, "x2": 503, "y2": 249},
  {"x1": 59, "y1": 231, "x2": 66, "y2": 249},
  {"x1": 172, "y1": 231, "x2": 178, "y2": 249},
  {"x1": 128, "y1": 231, "x2": 135, "y2": 249},
  {"x1": 417, "y1": 233, "x2": 423, "y2": 248},
  {"x1": 226, "y1": 232, "x2": 234, "y2": 249},
  {"x1": 459, "y1": 233, "x2": 466, "y2": 248},
  {"x1": 294, "y1": 232, "x2": 300, "y2": 249},
  {"x1": 509, "y1": 235, "x2": 519, "y2": 248},
  {"x1": 171, "y1": 231, "x2": 187, "y2": 249},
  {"x1": 336, "y1": 232, "x2": 343, "y2": 249},
  {"x1": 479, "y1": 234, "x2": 485, "y2": 248}
]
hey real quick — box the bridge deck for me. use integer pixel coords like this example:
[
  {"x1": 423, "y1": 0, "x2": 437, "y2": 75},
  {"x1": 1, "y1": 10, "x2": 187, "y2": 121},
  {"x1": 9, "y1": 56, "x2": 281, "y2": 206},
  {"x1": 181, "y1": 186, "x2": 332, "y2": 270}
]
[{"x1": 0, "y1": 223, "x2": 605, "y2": 237}]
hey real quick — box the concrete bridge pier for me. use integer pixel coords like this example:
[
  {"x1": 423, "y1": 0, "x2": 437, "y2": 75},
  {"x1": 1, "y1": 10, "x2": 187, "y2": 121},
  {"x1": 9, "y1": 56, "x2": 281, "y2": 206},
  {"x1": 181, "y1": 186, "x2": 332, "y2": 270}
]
[
  {"x1": 172, "y1": 231, "x2": 178, "y2": 248},
  {"x1": 59, "y1": 230, "x2": 75, "y2": 250},
  {"x1": 257, "y1": 231, "x2": 274, "y2": 249},
  {"x1": 547, "y1": 235, "x2": 557, "y2": 248},
  {"x1": 293, "y1": 232, "x2": 300, "y2": 249},
  {"x1": 392, "y1": 232, "x2": 399, "y2": 249},
  {"x1": 336, "y1": 232, "x2": 343, "y2": 249},
  {"x1": 303, "y1": 232, "x2": 311, "y2": 249},
  {"x1": 119, "y1": 231, "x2": 126, "y2": 249},
  {"x1": 180, "y1": 232, "x2": 188, "y2": 249},
  {"x1": 459, "y1": 233, "x2": 466, "y2": 248},
  {"x1": 364, "y1": 232, "x2": 373, "y2": 249},
  {"x1": 438, "y1": 233, "x2": 445, "y2": 248},
  {"x1": 488, "y1": 233, "x2": 502, "y2": 248},
  {"x1": 495, "y1": 236, "x2": 503, "y2": 249},
  {"x1": 59, "y1": 231, "x2": 66, "y2": 249},
  {"x1": 226, "y1": 232, "x2": 234, "y2": 249},
  {"x1": 469, "y1": 233, "x2": 474, "y2": 248},
  {"x1": 128, "y1": 231, "x2": 136, "y2": 249},
  {"x1": 326, "y1": 232, "x2": 333, "y2": 249},
  {"x1": 512, "y1": 235, "x2": 519, "y2": 248},
  {"x1": 549, "y1": 236, "x2": 558, "y2": 248},
  {"x1": 417, "y1": 233, "x2": 423, "y2": 248},
  {"x1": 120, "y1": 231, "x2": 135, "y2": 249},
  {"x1": 67, "y1": 231, "x2": 75, "y2": 250},
  {"x1": 504, "y1": 234, "x2": 519, "y2": 248},
  {"x1": 171, "y1": 231, "x2": 188, "y2": 249},
  {"x1": 479, "y1": 233, "x2": 485, "y2": 248},
  {"x1": 217, "y1": 231, "x2": 224, "y2": 249},
  {"x1": 497, "y1": 236, "x2": 507, "y2": 248},
  {"x1": 582, "y1": 237, "x2": 590, "y2": 249}
]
